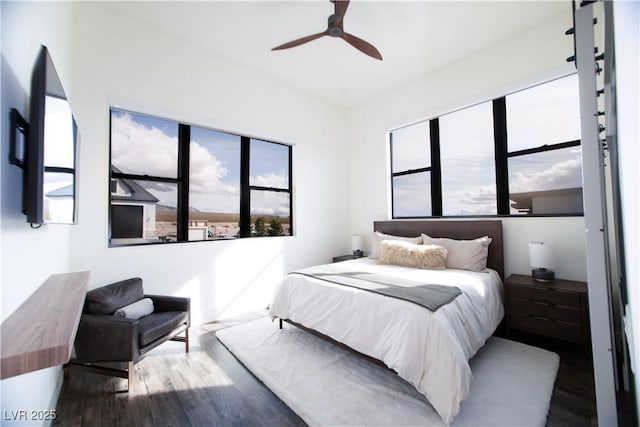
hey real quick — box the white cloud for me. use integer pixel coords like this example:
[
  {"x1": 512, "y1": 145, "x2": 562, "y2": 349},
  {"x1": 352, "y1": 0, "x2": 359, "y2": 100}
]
[
  {"x1": 510, "y1": 157, "x2": 582, "y2": 193},
  {"x1": 248, "y1": 172, "x2": 290, "y2": 215},
  {"x1": 112, "y1": 113, "x2": 292, "y2": 215},
  {"x1": 190, "y1": 141, "x2": 236, "y2": 195},
  {"x1": 251, "y1": 190, "x2": 289, "y2": 216},
  {"x1": 111, "y1": 113, "x2": 178, "y2": 178},
  {"x1": 112, "y1": 113, "x2": 239, "y2": 209},
  {"x1": 250, "y1": 173, "x2": 288, "y2": 189},
  {"x1": 392, "y1": 174, "x2": 430, "y2": 216},
  {"x1": 443, "y1": 184, "x2": 497, "y2": 215}
]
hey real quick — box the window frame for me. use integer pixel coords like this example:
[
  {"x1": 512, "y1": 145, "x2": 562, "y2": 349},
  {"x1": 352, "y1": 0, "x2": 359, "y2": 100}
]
[
  {"x1": 108, "y1": 108, "x2": 293, "y2": 247},
  {"x1": 389, "y1": 120, "x2": 442, "y2": 218},
  {"x1": 389, "y1": 73, "x2": 583, "y2": 219}
]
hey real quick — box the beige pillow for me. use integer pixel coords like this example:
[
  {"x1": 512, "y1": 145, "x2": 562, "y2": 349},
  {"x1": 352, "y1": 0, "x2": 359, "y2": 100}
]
[
  {"x1": 421, "y1": 234, "x2": 492, "y2": 272},
  {"x1": 370, "y1": 231, "x2": 422, "y2": 259},
  {"x1": 378, "y1": 240, "x2": 448, "y2": 270}
]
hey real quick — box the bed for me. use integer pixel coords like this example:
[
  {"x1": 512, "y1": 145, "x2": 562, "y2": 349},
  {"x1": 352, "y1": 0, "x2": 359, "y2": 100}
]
[{"x1": 269, "y1": 220, "x2": 504, "y2": 424}]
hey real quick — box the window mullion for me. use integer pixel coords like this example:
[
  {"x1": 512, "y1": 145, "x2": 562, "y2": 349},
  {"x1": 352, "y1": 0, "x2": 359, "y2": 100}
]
[
  {"x1": 176, "y1": 124, "x2": 190, "y2": 242},
  {"x1": 110, "y1": 173, "x2": 179, "y2": 184},
  {"x1": 249, "y1": 185, "x2": 290, "y2": 193},
  {"x1": 493, "y1": 98, "x2": 510, "y2": 215},
  {"x1": 389, "y1": 132, "x2": 396, "y2": 218},
  {"x1": 288, "y1": 144, "x2": 293, "y2": 236},
  {"x1": 508, "y1": 139, "x2": 581, "y2": 157},
  {"x1": 430, "y1": 119, "x2": 442, "y2": 216},
  {"x1": 392, "y1": 167, "x2": 431, "y2": 178},
  {"x1": 239, "y1": 136, "x2": 251, "y2": 237}
]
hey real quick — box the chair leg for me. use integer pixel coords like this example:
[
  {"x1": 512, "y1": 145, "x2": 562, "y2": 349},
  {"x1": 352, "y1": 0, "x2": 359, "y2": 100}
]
[
  {"x1": 127, "y1": 361, "x2": 135, "y2": 391},
  {"x1": 66, "y1": 360, "x2": 134, "y2": 392},
  {"x1": 169, "y1": 327, "x2": 190, "y2": 353}
]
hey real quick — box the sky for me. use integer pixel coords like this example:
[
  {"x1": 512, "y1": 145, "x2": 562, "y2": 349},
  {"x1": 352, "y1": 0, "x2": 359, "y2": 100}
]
[
  {"x1": 44, "y1": 95, "x2": 75, "y2": 169},
  {"x1": 41, "y1": 95, "x2": 77, "y2": 223},
  {"x1": 110, "y1": 110, "x2": 290, "y2": 216},
  {"x1": 391, "y1": 74, "x2": 582, "y2": 216},
  {"x1": 111, "y1": 74, "x2": 581, "y2": 218}
]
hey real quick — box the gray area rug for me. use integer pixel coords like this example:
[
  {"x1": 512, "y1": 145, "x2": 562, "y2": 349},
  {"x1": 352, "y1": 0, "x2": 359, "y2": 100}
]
[{"x1": 216, "y1": 317, "x2": 559, "y2": 426}]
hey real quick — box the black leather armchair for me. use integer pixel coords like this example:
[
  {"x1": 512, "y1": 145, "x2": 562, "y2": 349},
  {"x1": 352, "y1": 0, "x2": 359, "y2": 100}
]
[{"x1": 67, "y1": 277, "x2": 190, "y2": 390}]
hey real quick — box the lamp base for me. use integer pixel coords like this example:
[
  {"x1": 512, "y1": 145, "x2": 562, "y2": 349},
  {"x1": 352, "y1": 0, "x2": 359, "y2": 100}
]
[{"x1": 532, "y1": 268, "x2": 555, "y2": 282}]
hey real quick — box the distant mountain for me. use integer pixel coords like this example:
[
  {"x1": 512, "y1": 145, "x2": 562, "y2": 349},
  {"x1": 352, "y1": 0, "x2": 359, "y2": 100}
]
[
  {"x1": 156, "y1": 204, "x2": 202, "y2": 213},
  {"x1": 155, "y1": 205, "x2": 287, "y2": 224},
  {"x1": 156, "y1": 204, "x2": 176, "y2": 213}
]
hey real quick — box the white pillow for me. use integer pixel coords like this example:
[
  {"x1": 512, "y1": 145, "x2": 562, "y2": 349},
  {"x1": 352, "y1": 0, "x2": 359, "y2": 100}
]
[
  {"x1": 369, "y1": 231, "x2": 421, "y2": 259},
  {"x1": 379, "y1": 240, "x2": 448, "y2": 270},
  {"x1": 421, "y1": 234, "x2": 492, "y2": 272},
  {"x1": 114, "y1": 298, "x2": 154, "y2": 320}
]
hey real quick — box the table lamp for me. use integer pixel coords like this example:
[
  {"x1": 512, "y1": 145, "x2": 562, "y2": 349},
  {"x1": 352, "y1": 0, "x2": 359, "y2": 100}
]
[
  {"x1": 351, "y1": 235, "x2": 363, "y2": 257},
  {"x1": 529, "y1": 241, "x2": 557, "y2": 282}
]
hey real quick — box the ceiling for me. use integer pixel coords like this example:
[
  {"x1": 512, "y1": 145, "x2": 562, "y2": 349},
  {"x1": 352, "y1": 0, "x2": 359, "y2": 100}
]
[{"x1": 105, "y1": 1, "x2": 569, "y2": 108}]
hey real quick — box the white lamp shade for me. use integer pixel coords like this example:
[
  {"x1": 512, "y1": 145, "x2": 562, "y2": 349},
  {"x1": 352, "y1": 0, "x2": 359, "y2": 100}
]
[
  {"x1": 529, "y1": 242, "x2": 557, "y2": 269},
  {"x1": 351, "y1": 235, "x2": 363, "y2": 253}
]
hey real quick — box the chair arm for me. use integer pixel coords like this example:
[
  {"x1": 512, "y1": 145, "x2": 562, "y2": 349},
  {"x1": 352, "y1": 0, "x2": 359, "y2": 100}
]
[
  {"x1": 73, "y1": 314, "x2": 140, "y2": 362},
  {"x1": 146, "y1": 295, "x2": 190, "y2": 318}
]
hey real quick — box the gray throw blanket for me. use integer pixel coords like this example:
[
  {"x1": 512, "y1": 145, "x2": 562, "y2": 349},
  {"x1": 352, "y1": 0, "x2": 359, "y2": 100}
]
[{"x1": 291, "y1": 265, "x2": 461, "y2": 312}]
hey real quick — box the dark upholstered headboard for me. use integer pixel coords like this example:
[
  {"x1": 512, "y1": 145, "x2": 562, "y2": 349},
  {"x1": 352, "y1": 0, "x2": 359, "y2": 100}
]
[{"x1": 373, "y1": 220, "x2": 504, "y2": 279}]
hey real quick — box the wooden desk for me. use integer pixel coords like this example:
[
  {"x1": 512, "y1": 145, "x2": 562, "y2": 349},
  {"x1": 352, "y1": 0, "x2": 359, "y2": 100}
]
[{"x1": 1, "y1": 271, "x2": 89, "y2": 379}]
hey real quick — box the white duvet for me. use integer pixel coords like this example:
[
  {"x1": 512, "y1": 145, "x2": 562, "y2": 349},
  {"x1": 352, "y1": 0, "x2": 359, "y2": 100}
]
[{"x1": 268, "y1": 257, "x2": 504, "y2": 425}]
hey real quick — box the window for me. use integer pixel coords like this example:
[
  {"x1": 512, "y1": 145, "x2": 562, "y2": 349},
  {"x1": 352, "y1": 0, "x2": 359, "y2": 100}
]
[
  {"x1": 249, "y1": 139, "x2": 292, "y2": 236},
  {"x1": 440, "y1": 101, "x2": 496, "y2": 215},
  {"x1": 109, "y1": 108, "x2": 292, "y2": 246},
  {"x1": 389, "y1": 74, "x2": 582, "y2": 218},
  {"x1": 390, "y1": 121, "x2": 434, "y2": 217},
  {"x1": 189, "y1": 127, "x2": 240, "y2": 240},
  {"x1": 505, "y1": 74, "x2": 583, "y2": 215}
]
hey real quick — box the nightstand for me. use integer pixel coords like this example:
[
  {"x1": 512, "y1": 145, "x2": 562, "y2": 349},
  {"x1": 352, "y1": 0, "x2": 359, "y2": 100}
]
[
  {"x1": 332, "y1": 254, "x2": 365, "y2": 263},
  {"x1": 504, "y1": 274, "x2": 590, "y2": 350}
]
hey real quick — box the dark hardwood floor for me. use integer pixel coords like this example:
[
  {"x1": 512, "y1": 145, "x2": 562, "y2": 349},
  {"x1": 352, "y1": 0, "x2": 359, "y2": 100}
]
[
  {"x1": 55, "y1": 312, "x2": 600, "y2": 426},
  {"x1": 508, "y1": 331, "x2": 597, "y2": 427}
]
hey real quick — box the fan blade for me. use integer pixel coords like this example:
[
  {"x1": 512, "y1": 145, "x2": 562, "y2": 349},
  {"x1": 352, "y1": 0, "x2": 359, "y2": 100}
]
[
  {"x1": 272, "y1": 30, "x2": 329, "y2": 51},
  {"x1": 332, "y1": 0, "x2": 350, "y2": 26},
  {"x1": 342, "y1": 32, "x2": 383, "y2": 60}
]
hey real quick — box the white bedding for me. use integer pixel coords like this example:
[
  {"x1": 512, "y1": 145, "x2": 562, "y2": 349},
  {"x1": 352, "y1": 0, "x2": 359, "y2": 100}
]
[{"x1": 268, "y1": 257, "x2": 504, "y2": 425}]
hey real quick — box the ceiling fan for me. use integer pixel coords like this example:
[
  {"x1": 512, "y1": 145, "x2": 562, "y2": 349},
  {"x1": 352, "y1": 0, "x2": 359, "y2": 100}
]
[{"x1": 271, "y1": 0, "x2": 383, "y2": 61}]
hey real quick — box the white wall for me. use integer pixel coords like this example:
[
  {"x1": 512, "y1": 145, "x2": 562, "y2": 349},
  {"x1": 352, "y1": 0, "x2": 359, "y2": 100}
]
[
  {"x1": 0, "y1": 2, "x2": 75, "y2": 425},
  {"x1": 68, "y1": 2, "x2": 349, "y2": 327},
  {"x1": 613, "y1": 0, "x2": 640, "y2": 419},
  {"x1": 1, "y1": 1, "x2": 348, "y2": 421},
  {"x1": 345, "y1": 11, "x2": 588, "y2": 282},
  {"x1": 3, "y1": 0, "x2": 633, "y2": 423}
]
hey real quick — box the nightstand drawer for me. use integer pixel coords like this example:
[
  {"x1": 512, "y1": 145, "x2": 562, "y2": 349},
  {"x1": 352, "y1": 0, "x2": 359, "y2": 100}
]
[
  {"x1": 504, "y1": 274, "x2": 589, "y2": 350},
  {"x1": 332, "y1": 254, "x2": 365, "y2": 263},
  {"x1": 510, "y1": 313, "x2": 582, "y2": 344},
  {"x1": 508, "y1": 298, "x2": 581, "y2": 323},
  {"x1": 508, "y1": 285, "x2": 580, "y2": 308}
]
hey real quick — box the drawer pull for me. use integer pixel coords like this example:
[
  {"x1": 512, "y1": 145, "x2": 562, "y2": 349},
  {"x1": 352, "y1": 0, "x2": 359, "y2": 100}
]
[
  {"x1": 533, "y1": 301, "x2": 550, "y2": 307},
  {"x1": 531, "y1": 315, "x2": 551, "y2": 321}
]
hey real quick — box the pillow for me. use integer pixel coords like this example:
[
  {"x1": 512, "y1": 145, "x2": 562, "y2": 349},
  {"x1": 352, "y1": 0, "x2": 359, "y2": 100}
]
[
  {"x1": 114, "y1": 298, "x2": 154, "y2": 320},
  {"x1": 421, "y1": 234, "x2": 492, "y2": 272},
  {"x1": 85, "y1": 277, "x2": 144, "y2": 315},
  {"x1": 378, "y1": 240, "x2": 448, "y2": 270},
  {"x1": 369, "y1": 231, "x2": 421, "y2": 259}
]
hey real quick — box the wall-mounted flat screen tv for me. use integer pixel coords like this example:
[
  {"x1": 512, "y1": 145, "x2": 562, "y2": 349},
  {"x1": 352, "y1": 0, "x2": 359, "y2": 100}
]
[{"x1": 25, "y1": 45, "x2": 78, "y2": 225}]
